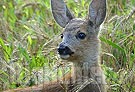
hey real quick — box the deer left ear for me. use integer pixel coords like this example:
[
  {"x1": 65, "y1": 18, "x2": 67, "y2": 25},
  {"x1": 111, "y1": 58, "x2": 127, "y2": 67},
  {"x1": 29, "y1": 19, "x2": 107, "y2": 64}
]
[
  {"x1": 51, "y1": 0, "x2": 74, "y2": 28},
  {"x1": 89, "y1": 0, "x2": 106, "y2": 27}
]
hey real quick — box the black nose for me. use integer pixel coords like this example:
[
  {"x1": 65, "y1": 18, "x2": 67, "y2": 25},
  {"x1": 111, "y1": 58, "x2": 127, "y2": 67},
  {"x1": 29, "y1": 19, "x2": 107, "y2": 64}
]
[{"x1": 58, "y1": 44, "x2": 74, "y2": 55}]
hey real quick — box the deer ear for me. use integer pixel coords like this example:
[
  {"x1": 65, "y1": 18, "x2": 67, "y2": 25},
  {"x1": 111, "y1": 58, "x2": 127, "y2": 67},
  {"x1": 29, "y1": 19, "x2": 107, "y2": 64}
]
[
  {"x1": 89, "y1": 0, "x2": 106, "y2": 27},
  {"x1": 51, "y1": 0, "x2": 74, "y2": 28}
]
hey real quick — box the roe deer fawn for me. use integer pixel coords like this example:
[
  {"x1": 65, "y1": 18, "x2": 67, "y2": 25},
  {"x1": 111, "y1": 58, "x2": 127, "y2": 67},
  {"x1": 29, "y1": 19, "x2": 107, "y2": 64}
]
[{"x1": 4, "y1": 0, "x2": 106, "y2": 92}]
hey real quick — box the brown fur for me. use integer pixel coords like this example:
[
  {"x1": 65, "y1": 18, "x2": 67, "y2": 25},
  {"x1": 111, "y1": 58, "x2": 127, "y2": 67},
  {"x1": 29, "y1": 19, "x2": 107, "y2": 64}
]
[{"x1": 4, "y1": 0, "x2": 107, "y2": 92}]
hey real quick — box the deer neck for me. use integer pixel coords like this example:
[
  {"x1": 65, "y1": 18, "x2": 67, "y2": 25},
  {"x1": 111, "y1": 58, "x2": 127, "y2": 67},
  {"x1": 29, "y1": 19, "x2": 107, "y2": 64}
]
[
  {"x1": 72, "y1": 59, "x2": 100, "y2": 81},
  {"x1": 71, "y1": 44, "x2": 101, "y2": 82}
]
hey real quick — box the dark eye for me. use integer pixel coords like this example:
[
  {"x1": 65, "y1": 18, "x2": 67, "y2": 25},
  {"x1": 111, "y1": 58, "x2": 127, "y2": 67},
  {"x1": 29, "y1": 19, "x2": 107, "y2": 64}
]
[
  {"x1": 61, "y1": 34, "x2": 63, "y2": 39},
  {"x1": 77, "y1": 32, "x2": 86, "y2": 40}
]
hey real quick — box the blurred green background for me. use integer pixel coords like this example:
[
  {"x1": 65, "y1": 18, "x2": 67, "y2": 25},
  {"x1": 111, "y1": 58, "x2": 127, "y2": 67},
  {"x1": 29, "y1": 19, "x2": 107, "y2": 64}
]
[{"x1": 0, "y1": 0, "x2": 135, "y2": 91}]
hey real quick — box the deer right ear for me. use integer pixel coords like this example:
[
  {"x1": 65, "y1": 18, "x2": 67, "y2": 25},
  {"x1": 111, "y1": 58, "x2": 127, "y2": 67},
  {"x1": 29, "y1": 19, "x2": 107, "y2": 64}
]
[
  {"x1": 89, "y1": 0, "x2": 106, "y2": 27},
  {"x1": 51, "y1": 0, "x2": 74, "y2": 28}
]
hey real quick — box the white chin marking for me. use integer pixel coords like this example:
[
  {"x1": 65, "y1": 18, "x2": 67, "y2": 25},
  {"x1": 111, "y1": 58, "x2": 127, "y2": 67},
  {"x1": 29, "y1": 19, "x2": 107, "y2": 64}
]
[{"x1": 60, "y1": 55, "x2": 70, "y2": 59}]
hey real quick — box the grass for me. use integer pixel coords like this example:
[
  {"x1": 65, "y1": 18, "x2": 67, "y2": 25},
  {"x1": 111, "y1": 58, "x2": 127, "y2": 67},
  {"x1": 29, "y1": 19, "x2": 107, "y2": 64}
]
[{"x1": 0, "y1": 0, "x2": 135, "y2": 91}]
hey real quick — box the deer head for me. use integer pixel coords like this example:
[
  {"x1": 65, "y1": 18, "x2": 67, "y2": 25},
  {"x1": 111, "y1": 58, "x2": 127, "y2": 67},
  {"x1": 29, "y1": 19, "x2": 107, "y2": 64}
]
[{"x1": 51, "y1": 0, "x2": 106, "y2": 63}]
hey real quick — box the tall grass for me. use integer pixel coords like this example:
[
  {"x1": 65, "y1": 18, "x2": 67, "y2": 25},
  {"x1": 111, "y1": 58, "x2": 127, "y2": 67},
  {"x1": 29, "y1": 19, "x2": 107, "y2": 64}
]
[{"x1": 0, "y1": 0, "x2": 135, "y2": 91}]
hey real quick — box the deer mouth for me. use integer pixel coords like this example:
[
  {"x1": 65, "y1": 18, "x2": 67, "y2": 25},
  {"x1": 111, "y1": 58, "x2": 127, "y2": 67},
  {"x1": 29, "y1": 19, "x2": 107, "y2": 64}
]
[
  {"x1": 57, "y1": 46, "x2": 74, "y2": 59},
  {"x1": 59, "y1": 54, "x2": 70, "y2": 59},
  {"x1": 58, "y1": 51, "x2": 74, "y2": 59}
]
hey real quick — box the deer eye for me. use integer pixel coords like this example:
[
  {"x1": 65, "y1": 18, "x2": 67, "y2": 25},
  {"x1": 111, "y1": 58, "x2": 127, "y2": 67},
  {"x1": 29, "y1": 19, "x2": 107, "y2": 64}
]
[
  {"x1": 77, "y1": 32, "x2": 86, "y2": 40},
  {"x1": 61, "y1": 34, "x2": 63, "y2": 39}
]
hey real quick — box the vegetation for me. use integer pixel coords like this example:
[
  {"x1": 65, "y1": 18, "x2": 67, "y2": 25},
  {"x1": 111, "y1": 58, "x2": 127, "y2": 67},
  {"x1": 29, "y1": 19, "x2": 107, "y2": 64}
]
[{"x1": 0, "y1": 0, "x2": 135, "y2": 91}]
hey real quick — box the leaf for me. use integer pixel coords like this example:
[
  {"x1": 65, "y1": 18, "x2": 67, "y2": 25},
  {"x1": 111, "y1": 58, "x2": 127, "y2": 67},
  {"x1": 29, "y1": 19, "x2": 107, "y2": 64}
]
[
  {"x1": 133, "y1": 24, "x2": 135, "y2": 30},
  {"x1": 100, "y1": 37, "x2": 127, "y2": 62},
  {"x1": 27, "y1": 35, "x2": 32, "y2": 45},
  {"x1": 18, "y1": 45, "x2": 30, "y2": 62},
  {"x1": 0, "y1": 70, "x2": 9, "y2": 77},
  {"x1": 0, "y1": 38, "x2": 13, "y2": 62}
]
